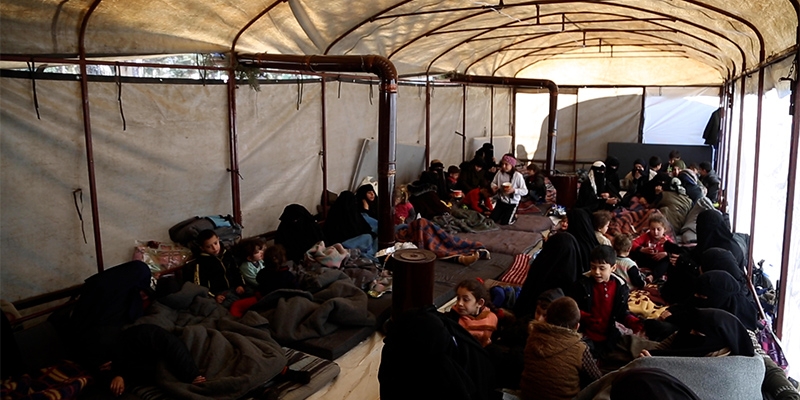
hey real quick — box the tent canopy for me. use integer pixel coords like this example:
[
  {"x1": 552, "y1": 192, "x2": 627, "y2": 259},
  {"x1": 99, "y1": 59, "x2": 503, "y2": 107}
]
[{"x1": 1, "y1": 0, "x2": 797, "y2": 86}]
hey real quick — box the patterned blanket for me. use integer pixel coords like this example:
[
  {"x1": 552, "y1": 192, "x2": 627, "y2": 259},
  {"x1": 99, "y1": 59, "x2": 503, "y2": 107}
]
[
  {"x1": 396, "y1": 218, "x2": 486, "y2": 258},
  {"x1": 607, "y1": 208, "x2": 661, "y2": 237}
]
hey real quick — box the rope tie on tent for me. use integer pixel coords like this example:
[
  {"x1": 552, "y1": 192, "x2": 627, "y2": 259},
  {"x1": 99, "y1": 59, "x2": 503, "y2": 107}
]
[
  {"x1": 115, "y1": 63, "x2": 127, "y2": 131},
  {"x1": 26, "y1": 61, "x2": 40, "y2": 120},
  {"x1": 72, "y1": 189, "x2": 88, "y2": 244},
  {"x1": 338, "y1": 79, "x2": 342, "y2": 99},
  {"x1": 369, "y1": 81, "x2": 374, "y2": 105},
  {"x1": 296, "y1": 77, "x2": 304, "y2": 110}
]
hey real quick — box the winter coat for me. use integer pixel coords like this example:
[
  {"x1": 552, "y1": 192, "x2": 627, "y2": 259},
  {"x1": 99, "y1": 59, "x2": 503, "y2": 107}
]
[{"x1": 520, "y1": 321, "x2": 587, "y2": 400}]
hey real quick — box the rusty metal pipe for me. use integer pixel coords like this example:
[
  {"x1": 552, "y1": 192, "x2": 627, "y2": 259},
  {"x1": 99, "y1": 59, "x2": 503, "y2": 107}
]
[
  {"x1": 226, "y1": 64, "x2": 242, "y2": 223},
  {"x1": 78, "y1": 0, "x2": 105, "y2": 273},
  {"x1": 237, "y1": 54, "x2": 398, "y2": 249},
  {"x1": 449, "y1": 74, "x2": 558, "y2": 173}
]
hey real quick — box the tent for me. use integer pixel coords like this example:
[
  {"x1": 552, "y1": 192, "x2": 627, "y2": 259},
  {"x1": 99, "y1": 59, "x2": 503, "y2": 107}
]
[{"x1": 1, "y1": 0, "x2": 799, "y2": 380}]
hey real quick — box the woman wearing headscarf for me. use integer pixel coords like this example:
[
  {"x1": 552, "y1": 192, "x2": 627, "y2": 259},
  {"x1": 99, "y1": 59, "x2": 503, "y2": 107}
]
[
  {"x1": 514, "y1": 233, "x2": 582, "y2": 319},
  {"x1": 566, "y1": 208, "x2": 600, "y2": 272},
  {"x1": 275, "y1": 204, "x2": 324, "y2": 263},
  {"x1": 576, "y1": 161, "x2": 620, "y2": 212},
  {"x1": 323, "y1": 190, "x2": 376, "y2": 254},
  {"x1": 604, "y1": 156, "x2": 622, "y2": 196},
  {"x1": 700, "y1": 248, "x2": 750, "y2": 297},
  {"x1": 693, "y1": 270, "x2": 759, "y2": 331},
  {"x1": 609, "y1": 368, "x2": 701, "y2": 400},
  {"x1": 645, "y1": 307, "x2": 755, "y2": 358},
  {"x1": 356, "y1": 183, "x2": 379, "y2": 220},
  {"x1": 692, "y1": 209, "x2": 746, "y2": 270}
]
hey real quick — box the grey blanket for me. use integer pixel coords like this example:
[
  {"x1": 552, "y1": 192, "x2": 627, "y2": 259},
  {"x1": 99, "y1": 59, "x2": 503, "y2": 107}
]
[
  {"x1": 134, "y1": 283, "x2": 286, "y2": 400},
  {"x1": 250, "y1": 268, "x2": 376, "y2": 343}
]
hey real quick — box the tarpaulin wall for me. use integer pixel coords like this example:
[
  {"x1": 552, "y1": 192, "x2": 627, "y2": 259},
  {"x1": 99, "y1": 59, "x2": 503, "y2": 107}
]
[{"x1": 0, "y1": 75, "x2": 511, "y2": 301}]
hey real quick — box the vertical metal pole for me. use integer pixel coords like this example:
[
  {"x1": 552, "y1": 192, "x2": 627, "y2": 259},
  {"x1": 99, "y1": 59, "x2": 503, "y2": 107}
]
[
  {"x1": 732, "y1": 71, "x2": 747, "y2": 228},
  {"x1": 78, "y1": 0, "x2": 104, "y2": 273},
  {"x1": 746, "y1": 55, "x2": 766, "y2": 279},
  {"x1": 462, "y1": 85, "x2": 467, "y2": 160},
  {"x1": 321, "y1": 78, "x2": 329, "y2": 220},
  {"x1": 226, "y1": 61, "x2": 242, "y2": 224},
  {"x1": 426, "y1": 78, "x2": 431, "y2": 165}
]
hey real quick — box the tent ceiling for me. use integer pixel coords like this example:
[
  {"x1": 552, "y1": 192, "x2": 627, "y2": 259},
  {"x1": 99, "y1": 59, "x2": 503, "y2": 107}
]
[{"x1": 1, "y1": 0, "x2": 797, "y2": 86}]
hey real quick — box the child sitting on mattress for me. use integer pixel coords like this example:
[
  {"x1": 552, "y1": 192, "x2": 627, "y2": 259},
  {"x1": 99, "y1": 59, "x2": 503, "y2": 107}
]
[
  {"x1": 569, "y1": 245, "x2": 644, "y2": 364},
  {"x1": 463, "y1": 183, "x2": 494, "y2": 216},
  {"x1": 256, "y1": 244, "x2": 298, "y2": 296},
  {"x1": 591, "y1": 210, "x2": 613, "y2": 246},
  {"x1": 238, "y1": 236, "x2": 267, "y2": 288},
  {"x1": 611, "y1": 233, "x2": 646, "y2": 289},
  {"x1": 630, "y1": 214, "x2": 674, "y2": 282},
  {"x1": 490, "y1": 154, "x2": 528, "y2": 225},
  {"x1": 519, "y1": 296, "x2": 602, "y2": 400},
  {"x1": 448, "y1": 279, "x2": 498, "y2": 347},
  {"x1": 183, "y1": 229, "x2": 249, "y2": 308}
]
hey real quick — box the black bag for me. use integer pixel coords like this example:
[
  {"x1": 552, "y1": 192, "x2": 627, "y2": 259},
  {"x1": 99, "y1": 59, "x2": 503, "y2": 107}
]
[{"x1": 169, "y1": 215, "x2": 242, "y2": 248}]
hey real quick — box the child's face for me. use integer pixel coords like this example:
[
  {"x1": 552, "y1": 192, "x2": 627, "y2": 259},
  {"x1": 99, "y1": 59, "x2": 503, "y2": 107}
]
[
  {"x1": 201, "y1": 236, "x2": 221, "y2": 256},
  {"x1": 559, "y1": 218, "x2": 569, "y2": 231},
  {"x1": 534, "y1": 304, "x2": 547, "y2": 322},
  {"x1": 249, "y1": 247, "x2": 265, "y2": 262},
  {"x1": 649, "y1": 222, "x2": 666, "y2": 240},
  {"x1": 450, "y1": 172, "x2": 460, "y2": 180},
  {"x1": 366, "y1": 190, "x2": 376, "y2": 201},
  {"x1": 500, "y1": 161, "x2": 513, "y2": 173},
  {"x1": 589, "y1": 260, "x2": 616, "y2": 283},
  {"x1": 598, "y1": 222, "x2": 609, "y2": 234},
  {"x1": 453, "y1": 286, "x2": 483, "y2": 316}
]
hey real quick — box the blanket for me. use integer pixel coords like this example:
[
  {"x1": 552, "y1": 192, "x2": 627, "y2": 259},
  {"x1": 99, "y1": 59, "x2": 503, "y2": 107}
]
[
  {"x1": 432, "y1": 208, "x2": 499, "y2": 234},
  {"x1": 250, "y1": 268, "x2": 375, "y2": 343},
  {"x1": 608, "y1": 208, "x2": 661, "y2": 237},
  {"x1": 134, "y1": 283, "x2": 287, "y2": 400},
  {"x1": 396, "y1": 217, "x2": 486, "y2": 258}
]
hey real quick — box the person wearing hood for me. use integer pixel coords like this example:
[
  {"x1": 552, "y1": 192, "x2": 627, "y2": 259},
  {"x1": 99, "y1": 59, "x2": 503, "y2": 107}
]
[
  {"x1": 576, "y1": 161, "x2": 620, "y2": 212},
  {"x1": 604, "y1": 156, "x2": 622, "y2": 195},
  {"x1": 519, "y1": 296, "x2": 602, "y2": 400}
]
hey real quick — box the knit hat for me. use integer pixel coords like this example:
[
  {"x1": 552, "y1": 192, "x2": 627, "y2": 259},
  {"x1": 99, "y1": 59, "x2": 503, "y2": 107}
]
[
  {"x1": 430, "y1": 159, "x2": 444, "y2": 171},
  {"x1": 500, "y1": 154, "x2": 517, "y2": 167},
  {"x1": 673, "y1": 159, "x2": 686, "y2": 169}
]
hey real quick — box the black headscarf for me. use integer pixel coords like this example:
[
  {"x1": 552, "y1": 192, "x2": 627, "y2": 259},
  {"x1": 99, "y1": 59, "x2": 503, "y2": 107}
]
[
  {"x1": 610, "y1": 368, "x2": 701, "y2": 400},
  {"x1": 356, "y1": 184, "x2": 379, "y2": 220},
  {"x1": 700, "y1": 248, "x2": 750, "y2": 298},
  {"x1": 693, "y1": 210, "x2": 745, "y2": 269},
  {"x1": 605, "y1": 156, "x2": 622, "y2": 195},
  {"x1": 650, "y1": 307, "x2": 755, "y2": 357},
  {"x1": 693, "y1": 270, "x2": 759, "y2": 331},
  {"x1": 323, "y1": 190, "x2": 374, "y2": 246},
  {"x1": 275, "y1": 204, "x2": 324, "y2": 263},
  {"x1": 566, "y1": 208, "x2": 599, "y2": 272},
  {"x1": 514, "y1": 233, "x2": 581, "y2": 318}
]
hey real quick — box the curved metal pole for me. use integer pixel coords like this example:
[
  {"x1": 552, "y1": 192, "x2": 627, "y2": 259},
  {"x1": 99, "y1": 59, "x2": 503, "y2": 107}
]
[
  {"x1": 78, "y1": 0, "x2": 105, "y2": 273},
  {"x1": 237, "y1": 54, "x2": 398, "y2": 249},
  {"x1": 450, "y1": 74, "x2": 559, "y2": 173}
]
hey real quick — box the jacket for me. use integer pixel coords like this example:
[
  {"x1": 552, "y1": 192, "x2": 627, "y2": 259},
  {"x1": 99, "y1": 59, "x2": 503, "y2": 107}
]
[
  {"x1": 570, "y1": 272, "x2": 635, "y2": 344},
  {"x1": 520, "y1": 321, "x2": 588, "y2": 400},
  {"x1": 184, "y1": 249, "x2": 245, "y2": 296}
]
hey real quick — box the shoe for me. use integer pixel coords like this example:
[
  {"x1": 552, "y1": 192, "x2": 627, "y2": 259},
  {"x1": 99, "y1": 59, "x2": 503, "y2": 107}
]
[{"x1": 458, "y1": 252, "x2": 479, "y2": 266}]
